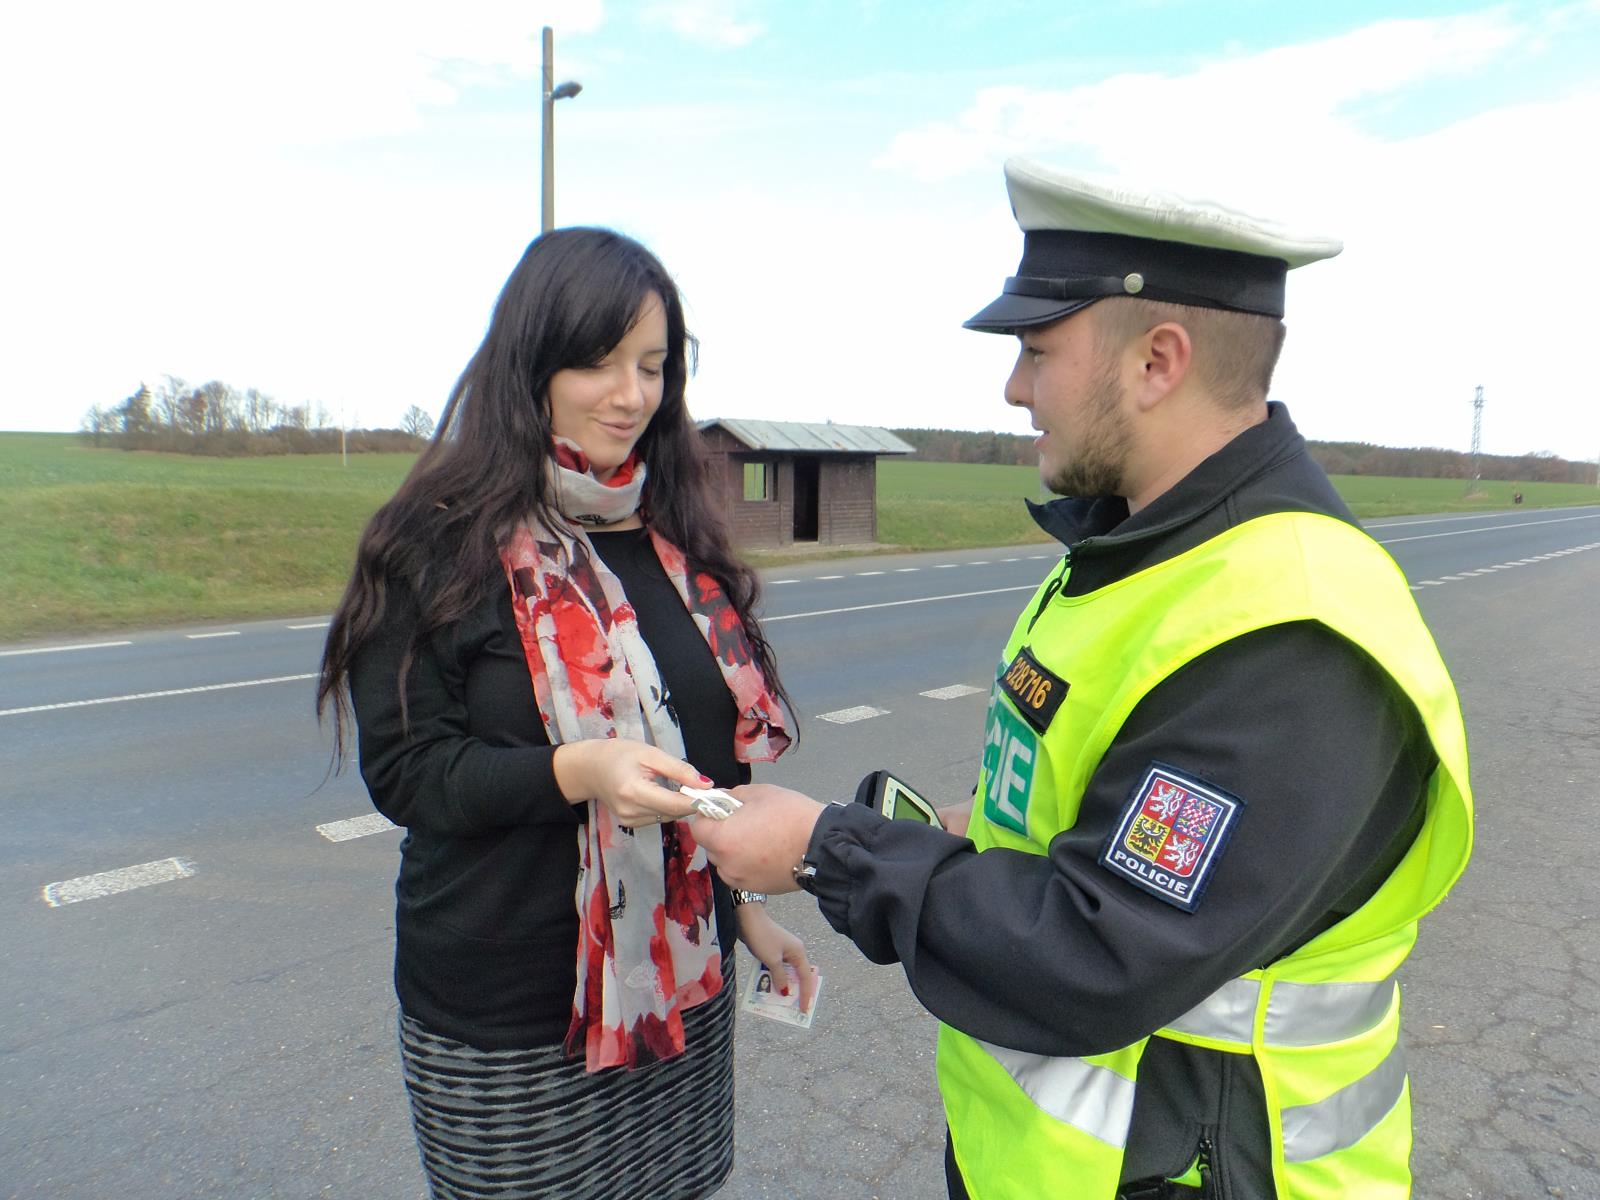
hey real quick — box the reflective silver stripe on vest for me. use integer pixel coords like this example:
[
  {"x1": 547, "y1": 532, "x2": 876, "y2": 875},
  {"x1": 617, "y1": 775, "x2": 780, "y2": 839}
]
[
  {"x1": 1162, "y1": 978, "x2": 1396, "y2": 1048},
  {"x1": 976, "y1": 1040, "x2": 1137, "y2": 1148},
  {"x1": 1162, "y1": 978, "x2": 1259, "y2": 1042},
  {"x1": 1281, "y1": 1041, "x2": 1408, "y2": 1161},
  {"x1": 1266, "y1": 980, "x2": 1396, "y2": 1047}
]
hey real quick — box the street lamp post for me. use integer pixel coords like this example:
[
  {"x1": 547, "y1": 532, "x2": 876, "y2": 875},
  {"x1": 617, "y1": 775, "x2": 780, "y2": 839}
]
[{"x1": 541, "y1": 26, "x2": 582, "y2": 233}]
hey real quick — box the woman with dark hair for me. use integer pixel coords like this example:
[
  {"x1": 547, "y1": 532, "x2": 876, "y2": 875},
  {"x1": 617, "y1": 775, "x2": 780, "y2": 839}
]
[{"x1": 318, "y1": 227, "x2": 815, "y2": 1200}]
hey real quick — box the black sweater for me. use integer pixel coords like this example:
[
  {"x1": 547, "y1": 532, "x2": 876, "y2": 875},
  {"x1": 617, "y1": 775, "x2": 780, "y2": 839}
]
[
  {"x1": 805, "y1": 405, "x2": 1436, "y2": 1194},
  {"x1": 349, "y1": 527, "x2": 747, "y2": 1050}
]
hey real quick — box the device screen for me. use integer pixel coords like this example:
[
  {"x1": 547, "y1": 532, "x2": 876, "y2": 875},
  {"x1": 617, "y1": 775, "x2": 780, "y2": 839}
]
[{"x1": 884, "y1": 777, "x2": 938, "y2": 824}]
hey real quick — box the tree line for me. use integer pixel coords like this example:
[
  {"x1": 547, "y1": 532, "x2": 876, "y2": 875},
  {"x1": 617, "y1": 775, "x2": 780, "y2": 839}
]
[
  {"x1": 891, "y1": 426, "x2": 1598, "y2": 485},
  {"x1": 79, "y1": 378, "x2": 435, "y2": 456}
]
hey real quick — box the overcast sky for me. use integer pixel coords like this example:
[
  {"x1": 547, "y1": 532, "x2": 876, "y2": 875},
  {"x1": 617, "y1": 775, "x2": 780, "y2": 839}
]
[{"x1": 3, "y1": 0, "x2": 1597, "y2": 461}]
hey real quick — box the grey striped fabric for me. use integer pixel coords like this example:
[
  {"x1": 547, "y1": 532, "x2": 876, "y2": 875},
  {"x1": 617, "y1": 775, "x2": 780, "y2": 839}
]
[{"x1": 399, "y1": 980, "x2": 735, "y2": 1199}]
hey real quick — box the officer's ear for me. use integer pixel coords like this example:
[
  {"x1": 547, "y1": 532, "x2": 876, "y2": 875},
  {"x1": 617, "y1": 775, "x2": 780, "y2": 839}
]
[{"x1": 1128, "y1": 320, "x2": 1192, "y2": 413}]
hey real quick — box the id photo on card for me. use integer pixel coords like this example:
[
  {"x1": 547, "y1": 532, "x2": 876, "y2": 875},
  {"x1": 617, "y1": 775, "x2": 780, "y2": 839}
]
[{"x1": 740, "y1": 963, "x2": 821, "y2": 1029}]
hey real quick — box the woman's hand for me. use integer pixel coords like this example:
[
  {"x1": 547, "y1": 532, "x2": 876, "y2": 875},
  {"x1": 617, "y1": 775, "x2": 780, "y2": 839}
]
[
  {"x1": 735, "y1": 902, "x2": 819, "y2": 1013},
  {"x1": 936, "y1": 797, "x2": 975, "y2": 838},
  {"x1": 552, "y1": 738, "x2": 705, "y2": 828}
]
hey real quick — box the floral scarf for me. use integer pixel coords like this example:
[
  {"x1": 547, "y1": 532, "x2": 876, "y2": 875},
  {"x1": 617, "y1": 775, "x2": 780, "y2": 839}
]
[{"x1": 501, "y1": 442, "x2": 789, "y2": 1071}]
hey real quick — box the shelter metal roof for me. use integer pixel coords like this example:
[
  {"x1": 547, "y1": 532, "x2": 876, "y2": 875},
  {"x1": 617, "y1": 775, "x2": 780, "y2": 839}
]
[{"x1": 699, "y1": 418, "x2": 914, "y2": 456}]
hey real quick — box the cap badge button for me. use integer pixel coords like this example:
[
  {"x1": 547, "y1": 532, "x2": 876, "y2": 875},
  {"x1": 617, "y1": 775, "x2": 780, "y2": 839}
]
[{"x1": 1123, "y1": 272, "x2": 1145, "y2": 294}]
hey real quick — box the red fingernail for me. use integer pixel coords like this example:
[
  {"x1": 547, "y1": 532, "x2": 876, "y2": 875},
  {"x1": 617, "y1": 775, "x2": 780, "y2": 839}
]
[
  {"x1": 782, "y1": 987, "x2": 790, "y2": 996},
  {"x1": 699, "y1": 774, "x2": 713, "y2": 784}
]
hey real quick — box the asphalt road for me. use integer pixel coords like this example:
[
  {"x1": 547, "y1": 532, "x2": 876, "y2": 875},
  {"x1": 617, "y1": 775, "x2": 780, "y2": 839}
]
[{"x1": 2, "y1": 505, "x2": 1597, "y2": 1199}]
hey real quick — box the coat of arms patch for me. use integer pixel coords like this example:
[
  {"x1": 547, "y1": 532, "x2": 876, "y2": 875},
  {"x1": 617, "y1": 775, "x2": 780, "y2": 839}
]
[{"x1": 1100, "y1": 763, "x2": 1243, "y2": 912}]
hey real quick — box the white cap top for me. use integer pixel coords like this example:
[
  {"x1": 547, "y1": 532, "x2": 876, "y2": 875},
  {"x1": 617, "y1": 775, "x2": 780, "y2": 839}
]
[{"x1": 1005, "y1": 157, "x2": 1342, "y2": 269}]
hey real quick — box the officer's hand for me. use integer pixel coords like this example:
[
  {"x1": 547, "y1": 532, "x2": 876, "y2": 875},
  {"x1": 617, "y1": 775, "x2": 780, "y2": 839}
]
[{"x1": 689, "y1": 783, "x2": 826, "y2": 894}]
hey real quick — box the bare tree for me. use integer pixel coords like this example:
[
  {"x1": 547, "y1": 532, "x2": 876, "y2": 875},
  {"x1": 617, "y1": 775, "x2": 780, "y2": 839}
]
[
  {"x1": 401, "y1": 405, "x2": 435, "y2": 440},
  {"x1": 241, "y1": 388, "x2": 269, "y2": 433},
  {"x1": 154, "y1": 375, "x2": 191, "y2": 432},
  {"x1": 79, "y1": 405, "x2": 116, "y2": 446}
]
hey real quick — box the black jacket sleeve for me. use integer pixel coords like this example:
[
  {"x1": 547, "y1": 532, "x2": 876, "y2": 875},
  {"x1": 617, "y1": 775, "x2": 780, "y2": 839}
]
[
  {"x1": 806, "y1": 621, "x2": 1433, "y2": 1057},
  {"x1": 348, "y1": 584, "x2": 577, "y2": 835}
]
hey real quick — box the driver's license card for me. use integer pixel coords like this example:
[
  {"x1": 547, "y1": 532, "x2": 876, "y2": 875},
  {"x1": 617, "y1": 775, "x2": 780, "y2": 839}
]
[{"x1": 739, "y1": 963, "x2": 821, "y2": 1029}]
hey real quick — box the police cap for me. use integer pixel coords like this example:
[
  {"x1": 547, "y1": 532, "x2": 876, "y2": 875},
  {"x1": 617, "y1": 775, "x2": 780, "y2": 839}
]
[{"x1": 964, "y1": 158, "x2": 1343, "y2": 334}]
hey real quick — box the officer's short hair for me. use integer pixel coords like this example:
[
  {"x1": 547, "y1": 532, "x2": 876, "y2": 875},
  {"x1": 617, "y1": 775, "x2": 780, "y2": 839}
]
[{"x1": 1091, "y1": 296, "x2": 1287, "y2": 410}]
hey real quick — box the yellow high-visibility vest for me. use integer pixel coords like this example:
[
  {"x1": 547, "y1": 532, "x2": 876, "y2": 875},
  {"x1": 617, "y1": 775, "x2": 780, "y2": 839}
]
[{"x1": 938, "y1": 511, "x2": 1473, "y2": 1200}]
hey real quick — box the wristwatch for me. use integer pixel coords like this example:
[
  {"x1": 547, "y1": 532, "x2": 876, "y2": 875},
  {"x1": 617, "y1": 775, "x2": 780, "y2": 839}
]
[
  {"x1": 730, "y1": 889, "x2": 766, "y2": 906},
  {"x1": 792, "y1": 857, "x2": 819, "y2": 895}
]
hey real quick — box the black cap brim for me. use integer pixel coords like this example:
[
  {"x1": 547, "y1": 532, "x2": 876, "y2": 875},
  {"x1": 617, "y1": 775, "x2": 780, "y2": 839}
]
[{"x1": 962, "y1": 293, "x2": 1096, "y2": 335}]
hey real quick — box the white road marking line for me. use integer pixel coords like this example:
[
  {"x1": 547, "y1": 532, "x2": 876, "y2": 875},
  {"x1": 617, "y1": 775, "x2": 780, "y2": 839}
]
[
  {"x1": 1408, "y1": 541, "x2": 1600, "y2": 590},
  {"x1": 1000, "y1": 557, "x2": 1019, "y2": 562},
  {"x1": 817, "y1": 705, "x2": 889, "y2": 724},
  {"x1": 770, "y1": 579, "x2": 799, "y2": 585},
  {"x1": 288, "y1": 621, "x2": 330, "y2": 630},
  {"x1": 43, "y1": 857, "x2": 195, "y2": 907},
  {"x1": 894, "y1": 568, "x2": 920, "y2": 573},
  {"x1": 933, "y1": 563, "x2": 959, "y2": 569},
  {"x1": 856, "y1": 571, "x2": 885, "y2": 576},
  {"x1": 968, "y1": 560, "x2": 989, "y2": 565},
  {"x1": 817, "y1": 574, "x2": 844, "y2": 580},
  {"x1": 0, "y1": 673, "x2": 318, "y2": 718},
  {"x1": 186, "y1": 631, "x2": 240, "y2": 640},
  {"x1": 1028, "y1": 554, "x2": 1051, "y2": 559},
  {"x1": 765, "y1": 585, "x2": 1038, "y2": 624},
  {"x1": 0, "y1": 640, "x2": 133, "y2": 658},
  {"x1": 317, "y1": 813, "x2": 399, "y2": 842},
  {"x1": 1376, "y1": 512, "x2": 1600, "y2": 546},
  {"x1": 920, "y1": 684, "x2": 985, "y2": 700}
]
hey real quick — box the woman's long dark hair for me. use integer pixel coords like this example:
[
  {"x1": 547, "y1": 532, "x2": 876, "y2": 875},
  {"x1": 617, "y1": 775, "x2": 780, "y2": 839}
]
[{"x1": 317, "y1": 227, "x2": 790, "y2": 756}]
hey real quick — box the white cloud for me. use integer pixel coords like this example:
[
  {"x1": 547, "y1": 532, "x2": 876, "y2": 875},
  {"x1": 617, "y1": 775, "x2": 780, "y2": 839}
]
[
  {"x1": 641, "y1": 0, "x2": 765, "y2": 48},
  {"x1": 866, "y1": 10, "x2": 1600, "y2": 458},
  {"x1": 876, "y1": 11, "x2": 1524, "y2": 191}
]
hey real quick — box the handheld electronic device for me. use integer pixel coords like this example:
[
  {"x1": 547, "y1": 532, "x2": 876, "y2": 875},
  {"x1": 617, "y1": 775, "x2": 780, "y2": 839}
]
[{"x1": 853, "y1": 770, "x2": 939, "y2": 825}]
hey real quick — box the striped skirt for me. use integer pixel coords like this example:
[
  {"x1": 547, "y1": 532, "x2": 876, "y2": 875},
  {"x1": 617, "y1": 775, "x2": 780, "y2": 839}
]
[{"x1": 398, "y1": 980, "x2": 736, "y2": 1200}]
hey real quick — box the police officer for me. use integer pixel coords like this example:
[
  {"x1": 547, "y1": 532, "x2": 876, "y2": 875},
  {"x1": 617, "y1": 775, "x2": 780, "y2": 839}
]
[{"x1": 691, "y1": 159, "x2": 1473, "y2": 1200}]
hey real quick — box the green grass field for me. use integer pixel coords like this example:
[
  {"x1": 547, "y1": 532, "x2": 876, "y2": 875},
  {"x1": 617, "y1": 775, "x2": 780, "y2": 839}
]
[{"x1": 1, "y1": 432, "x2": 1594, "y2": 640}]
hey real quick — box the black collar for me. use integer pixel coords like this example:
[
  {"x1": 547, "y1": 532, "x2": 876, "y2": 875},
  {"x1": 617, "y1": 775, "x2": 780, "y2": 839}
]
[{"x1": 1027, "y1": 403, "x2": 1331, "y2": 594}]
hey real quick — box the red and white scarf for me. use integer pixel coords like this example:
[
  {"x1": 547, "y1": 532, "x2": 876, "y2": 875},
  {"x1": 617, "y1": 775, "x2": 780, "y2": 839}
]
[{"x1": 501, "y1": 440, "x2": 789, "y2": 1071}]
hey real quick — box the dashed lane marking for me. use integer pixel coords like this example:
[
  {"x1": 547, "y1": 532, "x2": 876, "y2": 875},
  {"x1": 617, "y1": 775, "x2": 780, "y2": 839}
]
[
  {"x1": 770, "y1": 579, "x2": 799, "y2": 585},
  {"x1": 1408, "y1": 541, "x2": 1599, "y2": 590},
  {"x1": 817, "y1": 705, "x2": 890, "y2": 724},
  {"x1": 816, "y1": 575, "x2": 844, "y2": 581},
  {"x1": 0, "y1": 640, "x2": 132, "y2": 658},
  {"x1": 186, "y1": 631, "x2": 240, "y2": 640},
  {"x1": 0, "y1": 673, "x2": 318, "y2": 718},
  {"x1": 855, "y1": 571, "x2": 885, "y2": 576},
  {"x1": 921, "y1": 684, "x2": 986, "y2": 700},
  {"x1": 933, "y1": 563, "x2": 959, "y2": 569},
  {"x1": 894, "y1": 568, "x2": 920, "y2": 573},
  {"x1": 765, "y1": 585, "x2": 1038, "y2": 624},
  {"x1": 43, "y1": 857, "x2": 196, "y2": 907},
  {"x1": 317, "y1": 813, "x2": 400, "y2": 842},
  {"x1": 288, "y1": 621, "x2": 330, "y2": 630}
]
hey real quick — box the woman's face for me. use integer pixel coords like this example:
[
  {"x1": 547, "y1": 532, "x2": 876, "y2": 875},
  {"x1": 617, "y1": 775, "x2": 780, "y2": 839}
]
[{"x1": 547, "y1": 294, "x2": 668, "y2": 480}]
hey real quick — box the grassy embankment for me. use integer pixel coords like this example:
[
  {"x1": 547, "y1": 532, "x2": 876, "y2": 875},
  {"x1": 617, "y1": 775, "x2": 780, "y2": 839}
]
[{"x1": 2, "y1": 432, "x2": 1595, "y2": 641}]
